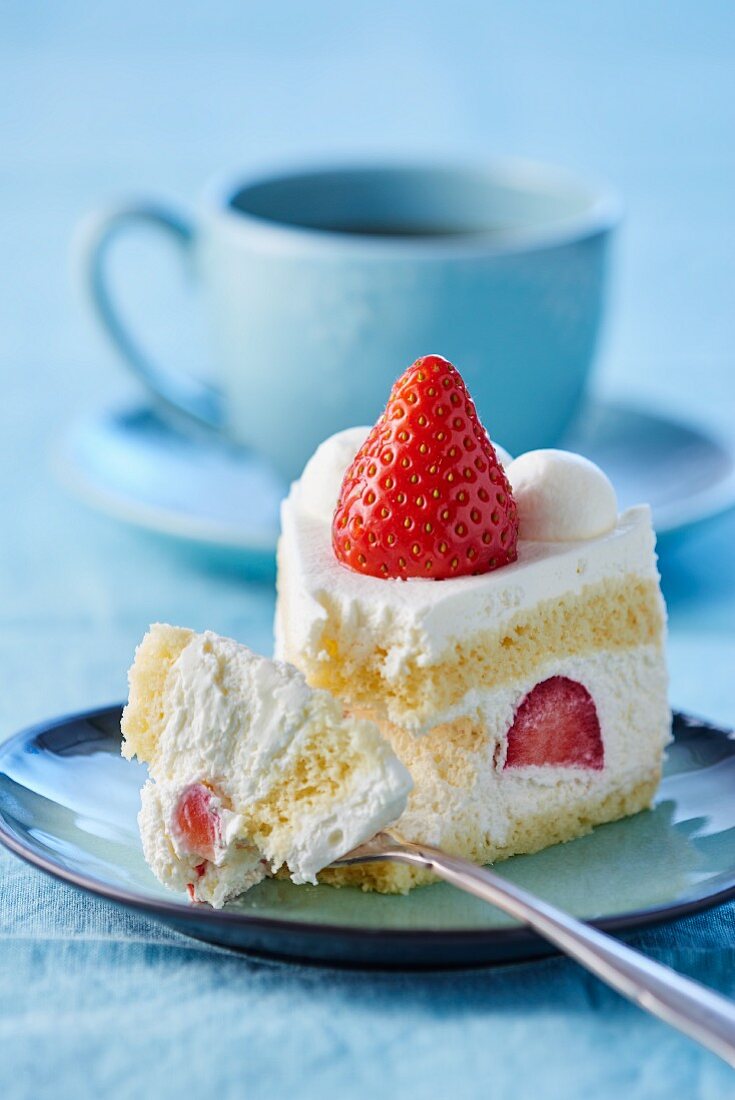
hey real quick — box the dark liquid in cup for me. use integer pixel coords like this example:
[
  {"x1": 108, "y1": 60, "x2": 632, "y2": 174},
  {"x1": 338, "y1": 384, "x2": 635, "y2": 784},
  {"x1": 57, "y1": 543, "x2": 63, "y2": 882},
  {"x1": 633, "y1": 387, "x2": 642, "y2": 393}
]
[{"x1": 314, "y1": 221, "x2": 487, "y2": 238}]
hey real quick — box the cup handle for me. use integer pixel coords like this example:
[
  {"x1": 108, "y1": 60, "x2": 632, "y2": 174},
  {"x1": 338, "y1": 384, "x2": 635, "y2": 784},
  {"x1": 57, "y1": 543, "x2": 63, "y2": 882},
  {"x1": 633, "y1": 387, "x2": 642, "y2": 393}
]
[{"x1": 78, "y1": 202, "x2": 223, "y2": 431}]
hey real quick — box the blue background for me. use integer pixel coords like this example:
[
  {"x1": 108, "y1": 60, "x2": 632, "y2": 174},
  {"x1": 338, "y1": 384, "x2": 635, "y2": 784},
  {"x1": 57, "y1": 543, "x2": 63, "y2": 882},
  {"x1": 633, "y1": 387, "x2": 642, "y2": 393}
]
[{"x1": 1, "y1": 3, "x2": 735, "y2": 1097}]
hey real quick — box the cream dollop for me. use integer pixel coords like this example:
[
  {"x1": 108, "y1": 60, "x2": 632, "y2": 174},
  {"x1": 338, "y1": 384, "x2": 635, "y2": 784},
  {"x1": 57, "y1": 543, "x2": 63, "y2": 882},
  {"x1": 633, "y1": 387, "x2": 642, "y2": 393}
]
[
  {"x1": 297, "y1": 426, "x2": 371, "y2": 522},
  {"x1": 507, "y1": 449, "x2": 617, "y2": 541}
]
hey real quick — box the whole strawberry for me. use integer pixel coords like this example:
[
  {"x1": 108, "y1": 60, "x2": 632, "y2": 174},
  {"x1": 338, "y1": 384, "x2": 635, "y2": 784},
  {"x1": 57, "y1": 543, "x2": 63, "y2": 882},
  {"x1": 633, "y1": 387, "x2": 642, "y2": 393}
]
[{"x1": 332, "y1": 355, "x2": 518, "y2": 579}]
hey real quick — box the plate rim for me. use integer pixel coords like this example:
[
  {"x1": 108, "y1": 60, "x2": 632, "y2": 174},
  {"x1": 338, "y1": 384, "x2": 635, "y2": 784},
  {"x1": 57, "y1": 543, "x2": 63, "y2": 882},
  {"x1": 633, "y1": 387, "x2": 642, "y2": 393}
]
[{"x1": 2, "y1": 704, "x2": 735, "y2": 952}]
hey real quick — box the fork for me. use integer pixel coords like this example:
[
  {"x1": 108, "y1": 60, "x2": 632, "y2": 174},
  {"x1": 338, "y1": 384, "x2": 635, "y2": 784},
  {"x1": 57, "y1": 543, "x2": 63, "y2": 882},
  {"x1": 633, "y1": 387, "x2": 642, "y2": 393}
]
[{"x1": 333, "y1": 833, "x2": 735, "y2": 1067}]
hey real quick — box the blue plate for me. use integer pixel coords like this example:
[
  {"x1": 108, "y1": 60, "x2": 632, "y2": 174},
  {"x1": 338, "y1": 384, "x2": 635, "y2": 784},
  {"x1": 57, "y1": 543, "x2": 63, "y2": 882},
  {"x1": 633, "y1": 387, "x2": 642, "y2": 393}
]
[
  {"x1": 56, "y1": 400, "x2": 735, "y2": 562},
  {"x1": 1, "y1": 706, "x2": 734, "y2": 968}
]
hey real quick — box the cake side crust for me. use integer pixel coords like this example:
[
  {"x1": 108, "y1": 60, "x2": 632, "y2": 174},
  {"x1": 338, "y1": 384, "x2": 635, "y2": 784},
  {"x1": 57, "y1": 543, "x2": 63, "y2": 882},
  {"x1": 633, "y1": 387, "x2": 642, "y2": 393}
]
[
  {"x1": 319, "y1": 771, "x2": 660, "y2": 893},
  {"x1": 121, "y1": 623, "x2": 194, "y2": 764}
]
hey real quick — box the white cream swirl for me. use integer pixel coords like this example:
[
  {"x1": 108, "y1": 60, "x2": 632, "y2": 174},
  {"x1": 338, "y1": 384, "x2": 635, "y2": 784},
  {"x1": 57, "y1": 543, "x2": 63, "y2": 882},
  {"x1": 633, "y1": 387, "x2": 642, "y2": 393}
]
[{"x1": 507, "y1": 449, "x2": 618, "y2": 542}]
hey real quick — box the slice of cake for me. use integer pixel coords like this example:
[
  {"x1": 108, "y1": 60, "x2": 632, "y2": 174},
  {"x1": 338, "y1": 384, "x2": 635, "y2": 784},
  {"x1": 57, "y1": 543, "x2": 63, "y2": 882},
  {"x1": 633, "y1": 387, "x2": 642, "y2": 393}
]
[
  {"x1": 122, "y1": 624, "x2": 412, "y2": 906},
  {"x1": 276, "y1": 354, "x2": 670, "y2": 892}
]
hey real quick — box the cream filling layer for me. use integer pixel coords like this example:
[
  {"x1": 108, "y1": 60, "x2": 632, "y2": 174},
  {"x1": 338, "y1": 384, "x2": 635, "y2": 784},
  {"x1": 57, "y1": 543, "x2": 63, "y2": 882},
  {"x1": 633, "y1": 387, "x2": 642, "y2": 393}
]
[
  {"x1": 151, "y1": 630, "x2": 313, "y2": 801},
  {"x1": 386, "y1": 645, "x2": 671, "y2": 852}
]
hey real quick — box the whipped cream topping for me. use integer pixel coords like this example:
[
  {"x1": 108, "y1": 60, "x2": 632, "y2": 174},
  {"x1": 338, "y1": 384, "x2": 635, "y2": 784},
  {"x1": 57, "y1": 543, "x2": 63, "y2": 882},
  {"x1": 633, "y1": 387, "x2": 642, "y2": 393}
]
[
  {"x1": 298, "y1": 426, "x2": 371, "y2": 522},
  {"x1": 507, "y1": 449, "x2": 617, "y2": 541},
  {"x1": 279, "y1": 500, "x2": 658, "y2": 668}
]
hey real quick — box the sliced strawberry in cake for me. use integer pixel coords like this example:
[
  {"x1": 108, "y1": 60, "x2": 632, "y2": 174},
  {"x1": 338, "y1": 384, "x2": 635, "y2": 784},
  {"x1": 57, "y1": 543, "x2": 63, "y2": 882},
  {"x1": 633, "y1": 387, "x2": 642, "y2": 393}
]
[{"x1": 504, "y1": 677, "x2": 604, "y2": 770}]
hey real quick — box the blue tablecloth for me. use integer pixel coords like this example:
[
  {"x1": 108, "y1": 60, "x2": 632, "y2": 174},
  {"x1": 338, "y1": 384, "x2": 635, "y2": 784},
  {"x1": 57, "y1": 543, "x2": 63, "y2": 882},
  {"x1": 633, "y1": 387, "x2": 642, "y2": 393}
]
[
  {"x1": 3, "y1": 849, "x2": 735, "y2": 1099},
  {"x1": 2, "y1": 3, "x2": 735, "y2": 1096}
]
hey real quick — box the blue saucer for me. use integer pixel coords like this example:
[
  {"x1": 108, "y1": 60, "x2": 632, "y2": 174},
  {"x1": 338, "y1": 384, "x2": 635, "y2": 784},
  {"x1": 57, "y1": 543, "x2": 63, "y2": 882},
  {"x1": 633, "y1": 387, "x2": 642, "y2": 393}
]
[
  {"x1": 56, "y1": 406, "x2": 285, "y2": 555},
  {"x1": 56, "y1": 400, "x2": 735, "y2": 560}
]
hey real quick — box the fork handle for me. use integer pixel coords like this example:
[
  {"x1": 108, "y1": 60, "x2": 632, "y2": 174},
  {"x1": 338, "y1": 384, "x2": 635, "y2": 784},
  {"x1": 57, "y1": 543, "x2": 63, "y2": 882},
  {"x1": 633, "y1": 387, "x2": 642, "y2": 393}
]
[{"x1": 391, "y1": 839, "x2": 735, "y2": 1067}]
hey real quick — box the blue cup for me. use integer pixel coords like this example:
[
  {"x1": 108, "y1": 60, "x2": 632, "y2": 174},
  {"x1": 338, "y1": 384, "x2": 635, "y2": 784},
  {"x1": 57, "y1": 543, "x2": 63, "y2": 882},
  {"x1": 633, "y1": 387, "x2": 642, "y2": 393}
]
[{"x1": 80, "y1": 160, "x2": 619, "y2": 481}]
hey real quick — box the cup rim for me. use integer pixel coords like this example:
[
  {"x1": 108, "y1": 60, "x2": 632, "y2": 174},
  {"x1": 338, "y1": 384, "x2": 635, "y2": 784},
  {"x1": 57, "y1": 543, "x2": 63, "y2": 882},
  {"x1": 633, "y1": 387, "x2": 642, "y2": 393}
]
[{"x1": 201, "y1": 157, "x2": 621, "y2": 257}]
